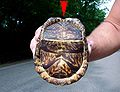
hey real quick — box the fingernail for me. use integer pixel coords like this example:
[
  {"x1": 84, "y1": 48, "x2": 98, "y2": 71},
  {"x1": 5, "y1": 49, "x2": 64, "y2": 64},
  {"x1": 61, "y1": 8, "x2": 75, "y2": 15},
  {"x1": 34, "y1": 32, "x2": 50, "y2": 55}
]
[{"x1": 87, "y1": 40, "x2": 94, "y2": 54}]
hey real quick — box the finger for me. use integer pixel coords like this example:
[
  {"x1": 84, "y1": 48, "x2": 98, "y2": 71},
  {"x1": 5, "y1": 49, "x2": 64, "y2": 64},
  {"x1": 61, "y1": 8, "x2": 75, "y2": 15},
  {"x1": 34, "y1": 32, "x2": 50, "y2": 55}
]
[
  {"x1": 34, "y1": 26, "x2": 42, "y2": 41},
  {"x1": 30, "y1": 37, "x2": 38, "y2": 56},
  {"x1": 87, "y1": 40, "x2": 94, "y2": 55},
  {"x1": 30, "y1": 26, "x2": 42, "y2": 58}
]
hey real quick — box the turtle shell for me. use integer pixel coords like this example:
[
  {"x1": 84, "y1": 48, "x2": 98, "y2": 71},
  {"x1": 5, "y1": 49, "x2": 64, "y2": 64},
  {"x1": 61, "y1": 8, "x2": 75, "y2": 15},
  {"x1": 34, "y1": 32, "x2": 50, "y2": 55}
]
[{"x1": 34, "y1": 17, "x2": 89, "y2": 85}]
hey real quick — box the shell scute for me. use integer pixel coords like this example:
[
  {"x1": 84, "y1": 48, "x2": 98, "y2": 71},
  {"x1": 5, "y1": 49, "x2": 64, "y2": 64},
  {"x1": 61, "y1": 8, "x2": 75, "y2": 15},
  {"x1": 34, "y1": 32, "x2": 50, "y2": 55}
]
[{"x1": 34, "y1": 17, "x2": 89, "y2": 85}]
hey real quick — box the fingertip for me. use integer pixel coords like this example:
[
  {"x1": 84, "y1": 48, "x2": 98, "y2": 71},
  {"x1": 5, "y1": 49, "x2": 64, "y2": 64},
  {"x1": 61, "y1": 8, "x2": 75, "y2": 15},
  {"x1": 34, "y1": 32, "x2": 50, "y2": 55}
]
[
  {"x1": 30, "y1": 38, "x2": 37, "y2": 54},
  {"x1": 35, "y1": 26, "x2": 42, "y2": 41},
  {"x1": 87, "y1": 40, "x2": 94, "y2": 55},
  {"x1": 35, "y1": 26, "x2": 42, "y2": 35}
]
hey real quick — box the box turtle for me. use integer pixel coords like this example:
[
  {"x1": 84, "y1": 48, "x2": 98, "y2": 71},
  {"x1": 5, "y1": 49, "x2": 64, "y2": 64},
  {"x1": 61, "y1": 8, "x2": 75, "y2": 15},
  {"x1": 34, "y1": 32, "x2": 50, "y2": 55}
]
[{"x1": 34, "y1": 17, "x2": 89, "y2": 85}]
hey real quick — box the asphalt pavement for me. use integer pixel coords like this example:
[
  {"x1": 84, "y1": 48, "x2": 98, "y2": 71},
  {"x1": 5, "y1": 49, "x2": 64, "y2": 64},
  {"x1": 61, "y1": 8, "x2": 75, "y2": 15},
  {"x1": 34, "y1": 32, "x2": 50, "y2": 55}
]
[{"x1": 0, "y1": 51, "x2": 120, "y2": 92}]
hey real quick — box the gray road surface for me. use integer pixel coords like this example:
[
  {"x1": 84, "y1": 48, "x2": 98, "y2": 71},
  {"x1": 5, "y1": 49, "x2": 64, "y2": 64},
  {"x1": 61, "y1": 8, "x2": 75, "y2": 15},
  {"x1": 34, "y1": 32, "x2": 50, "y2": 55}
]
[{"x1": 0, "y1": 51, "x2": 120, "y2": 92}]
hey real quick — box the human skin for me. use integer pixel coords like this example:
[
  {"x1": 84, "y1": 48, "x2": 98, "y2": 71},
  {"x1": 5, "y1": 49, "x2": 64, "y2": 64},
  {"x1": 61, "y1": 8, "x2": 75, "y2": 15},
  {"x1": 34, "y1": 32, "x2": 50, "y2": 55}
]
[
  {"x1": 30, "y1": 0, "x2": 120, "y2": 61},
  {"x1": 87, "y1": 0, "x2": 120, "y2": 61}
]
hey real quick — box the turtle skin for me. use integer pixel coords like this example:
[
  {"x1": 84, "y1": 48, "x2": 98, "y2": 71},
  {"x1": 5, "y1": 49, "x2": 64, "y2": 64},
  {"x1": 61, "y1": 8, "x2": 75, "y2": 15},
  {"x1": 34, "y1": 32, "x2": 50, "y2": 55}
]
[{"x1": 34, "y1": 17, "x2": 89, "y2": 85}]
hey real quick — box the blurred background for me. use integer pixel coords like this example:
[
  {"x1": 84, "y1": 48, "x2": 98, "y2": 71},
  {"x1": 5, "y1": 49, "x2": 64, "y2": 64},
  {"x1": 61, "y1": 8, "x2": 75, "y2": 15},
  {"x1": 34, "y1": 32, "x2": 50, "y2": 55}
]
[{"x1": 0, "y1": 0, "x2": 114, "y2": 64}]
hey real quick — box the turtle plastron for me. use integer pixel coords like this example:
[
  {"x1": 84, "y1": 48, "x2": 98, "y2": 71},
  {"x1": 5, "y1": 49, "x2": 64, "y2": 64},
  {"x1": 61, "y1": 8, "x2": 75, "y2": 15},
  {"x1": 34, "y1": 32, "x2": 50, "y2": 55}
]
[{"x1": 34, "y1": 17, "x2": 89, "y2": 85}]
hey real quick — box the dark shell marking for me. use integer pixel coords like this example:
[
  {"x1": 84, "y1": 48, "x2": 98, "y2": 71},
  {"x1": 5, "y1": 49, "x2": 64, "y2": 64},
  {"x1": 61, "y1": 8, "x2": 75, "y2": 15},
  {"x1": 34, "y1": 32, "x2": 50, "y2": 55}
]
[{"x1": 34, "y1": 17, "x2": 89, "y2": 85}]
